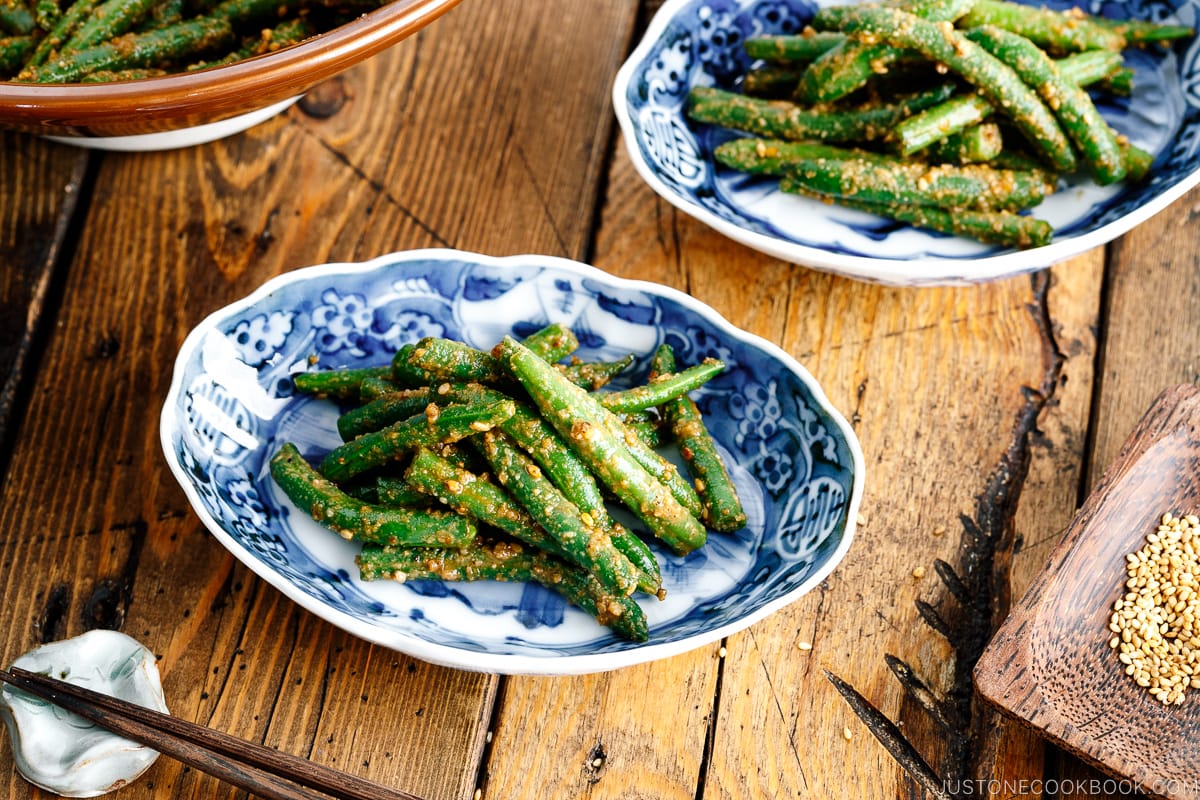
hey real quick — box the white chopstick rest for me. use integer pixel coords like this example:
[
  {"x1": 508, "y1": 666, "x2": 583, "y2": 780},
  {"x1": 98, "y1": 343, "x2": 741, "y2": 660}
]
[{"x1": 0, "y1": 630, "x2": 168, "y2": 797}]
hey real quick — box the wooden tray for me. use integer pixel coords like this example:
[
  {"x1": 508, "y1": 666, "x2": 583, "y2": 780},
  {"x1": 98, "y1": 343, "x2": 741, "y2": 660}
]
[{"x1": 975, "y1": 384, "x2": 1200, "y2": 800}]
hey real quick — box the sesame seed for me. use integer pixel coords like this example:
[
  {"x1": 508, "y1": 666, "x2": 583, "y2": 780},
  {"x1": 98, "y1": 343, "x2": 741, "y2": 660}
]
[
  {"x1": 719, "y1": 646, "x2": 727, "y2": 658},
  {"x1": 797, "y1": 641, "x2": 812, "y2": 651},
  {"x1": 842, "y1": 727, "x2": 852, "y2": 740},
  {"x1": 1110, "y1": 512, "x2": 1200, "y2": 705},
  {"x1": 912, "y1": 566, "x2": 926, "y2": 580}
]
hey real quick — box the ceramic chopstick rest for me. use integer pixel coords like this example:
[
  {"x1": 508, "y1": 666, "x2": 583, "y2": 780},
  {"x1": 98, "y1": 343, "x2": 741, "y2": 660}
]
[{"x1": 0, "y1": 630, "x2": 168, "y2": 797}]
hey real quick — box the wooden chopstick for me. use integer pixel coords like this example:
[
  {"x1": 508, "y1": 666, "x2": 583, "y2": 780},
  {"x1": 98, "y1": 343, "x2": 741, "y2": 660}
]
[{"x1": 0, "y1": 666, "x2": 426, "y2": 800}]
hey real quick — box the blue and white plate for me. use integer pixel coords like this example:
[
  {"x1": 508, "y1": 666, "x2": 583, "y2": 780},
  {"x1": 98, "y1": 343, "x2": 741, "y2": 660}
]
[
  {"x1": 160, "y1": 250, "x2": 864, "y2": 675},
  {"x1": 613, "y1": 0, "x2": 1200, "y2": 286}
]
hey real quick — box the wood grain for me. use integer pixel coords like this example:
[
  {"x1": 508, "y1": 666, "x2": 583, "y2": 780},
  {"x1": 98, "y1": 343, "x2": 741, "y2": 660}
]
[
  {"x1": 1052, "y1": 181, "x2": 1200, "y2": 800},
  {"x1": 0, "y1": 2, "x2": 634, "y2": 799},
  {"x1": 0, "y1": 136, "x2": 87, "y2": 453},
  {"x1": 976, "y1": 384, "x2": 1200, "y2": 800}
]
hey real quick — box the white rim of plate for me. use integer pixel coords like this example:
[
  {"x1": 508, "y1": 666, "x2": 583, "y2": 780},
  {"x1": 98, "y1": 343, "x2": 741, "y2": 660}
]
[
  {"x1": 159, "y1": 249, "x2": 865, "y2": 675},
  {"x1": 611, "y1": 0, "x2": 1200, "y2": 284}
]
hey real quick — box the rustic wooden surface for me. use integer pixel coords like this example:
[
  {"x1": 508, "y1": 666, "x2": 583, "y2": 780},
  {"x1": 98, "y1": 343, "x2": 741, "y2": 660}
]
[{"x1": 1, "y1": 1, "x2": 1197, "y2": 798}]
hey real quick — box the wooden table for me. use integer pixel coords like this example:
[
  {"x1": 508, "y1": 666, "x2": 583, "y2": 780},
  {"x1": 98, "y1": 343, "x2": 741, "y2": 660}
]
[{"x1": 1, "y1": 1, "x2": 1195, "y2": 798}]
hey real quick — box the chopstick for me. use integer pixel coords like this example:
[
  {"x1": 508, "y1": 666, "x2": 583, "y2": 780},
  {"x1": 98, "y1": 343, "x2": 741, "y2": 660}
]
[{"x1": 0, "y1": 666, "x2": 426, "y2": 800}]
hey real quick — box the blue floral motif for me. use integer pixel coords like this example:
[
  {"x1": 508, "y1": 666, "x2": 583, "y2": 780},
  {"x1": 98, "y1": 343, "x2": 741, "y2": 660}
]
[
  {"x1": 312, "y1": 289, "x2": 374, "y2": 355},
  {"x1": 694, "y1": 5, "x2": 745, "y2": 83},
  {"x1": 644, "y1": 29, "x2": 694, "y2": 101},
  {"x1": 228, "y1": 311, "x2": 294, "y2": 368},
  {"x1": 753, "y1": 444, "x2": 794, "y2": 493},
  {"x1": 729, "y1": 377, "x2": 782, "y2": 448},
  {"x1": 747, "y1": 0, "x2": 809, "y2": 33},
  {"x1": 163, "y1": 252, "x2": 862, "y2": 672},
  {"x1": 376, "y1": 310, "x2": 445, "y2": 352}
]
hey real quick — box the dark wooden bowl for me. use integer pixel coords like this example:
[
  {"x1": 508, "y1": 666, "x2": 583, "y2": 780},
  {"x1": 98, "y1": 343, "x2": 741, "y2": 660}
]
[
  {"x1": 0, "y1": 0, "x2": 460, "y2": 138},
  {"x1": 975, "y1": 384, "x2": 1200, "y2": 800}
]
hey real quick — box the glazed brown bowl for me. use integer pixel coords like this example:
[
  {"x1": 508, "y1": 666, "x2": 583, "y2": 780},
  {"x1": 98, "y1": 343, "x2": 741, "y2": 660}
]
[{"x1": 0, "y1": 0, "x2": 461, "y2": 142}]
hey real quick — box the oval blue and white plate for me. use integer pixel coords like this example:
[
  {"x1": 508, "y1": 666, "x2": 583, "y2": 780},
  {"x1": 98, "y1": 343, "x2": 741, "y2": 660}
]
[
  {"x1": 160, "y1": 250, "x2": 864, "y2": 675},
  {"x1": 613, "y1": 0, "x2": 1200, "y2": 286}
]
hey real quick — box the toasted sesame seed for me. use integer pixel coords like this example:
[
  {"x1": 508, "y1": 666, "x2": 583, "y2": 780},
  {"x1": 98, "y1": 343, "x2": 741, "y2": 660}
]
[
  {"x1": 1111, "y1": 512, "x2": 1200, "y2": 705},
  {"x1": 912, "y1": 566, "x2": 926, "y2": 580}
]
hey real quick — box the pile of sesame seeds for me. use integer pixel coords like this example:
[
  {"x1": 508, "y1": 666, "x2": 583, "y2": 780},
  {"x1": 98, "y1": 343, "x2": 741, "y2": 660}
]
[{"x1": 1108, "y1": 513, "x2": 1200, "y2": 706}]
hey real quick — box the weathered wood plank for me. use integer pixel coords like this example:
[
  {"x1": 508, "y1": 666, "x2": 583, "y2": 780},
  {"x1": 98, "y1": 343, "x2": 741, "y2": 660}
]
[
  {"x1": 0, "y1": 2, "x2": 632, "y2": 798},
  {"x1": 0, "y1": 135, "x2": 87, "y2": 454},
  {"x1": 1051, "y1": 185, "x2": 1200, "y2": 800}
]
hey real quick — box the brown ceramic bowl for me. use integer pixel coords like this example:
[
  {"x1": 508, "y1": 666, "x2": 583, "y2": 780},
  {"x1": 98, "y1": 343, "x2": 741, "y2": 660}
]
[{"x1": 0, "y1": 0, "x2": 461, "y2": 144}]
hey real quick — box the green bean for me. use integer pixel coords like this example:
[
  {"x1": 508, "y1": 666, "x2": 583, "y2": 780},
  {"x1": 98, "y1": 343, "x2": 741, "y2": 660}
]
[
  {"x1": 686, "y1": 82, "x2": 957, "y2": 143},
  {"x1": 443, "y1": 386, "x2": 663, "y2": 596},
  {"x1": 138, "y1": 0, "x2": 183, "y2": 30},
  {"x1": 396, "y1": 327, "x2": 579, "y2": 390},
  {"x1": 651, "y1": 345, "x2": 746, "y2": 533},
  {"x1": 34, "y1": 0, "x2": 57, "y2": 30},
  {"x1": 357, "y1": 376, "x2": 402, "y2": 401},
  {"x1": 497, "y1": 336, "x2": 707, "y2": 555},
  {"x1": 1121, "y1": 141, "x2": 1154, "y2": 183},
  {"x1": 209, "y1": 0, "x2": 297, "y2": 24},
  {"x1": 621, "y1": 412, "x2": 667, "y2": 450},
  {"x1": 892, "y1": 94, "x2": 996, "y2": 156},
  {"x1": 743, "y1": 31, "x2": 844, "y2": 62},
  {"x1": 318, "y1": 400, "x2": 515, "y2": 483},
  {"x1": 601, "y1": 406, "x2": 704, "y2": 519},
  {"x1": 0, "y1": 2, "x2": 34, "y2": 34},
  {"x1": 374, "y1": 475, "x2": 428, "y2": 507},
  {"x1": 957, "y1": 0, "x2": 1126, "y2": 51},
  {"x1": 741, "y1": 64, "x2": 804, "y2": 98},
  {"x1": 797, "y1": 0, "x2": 979, "y2": 103},
  {"x1": 479, "y1": 430, "x2": 642, "y2": 597},
  {"x1": 269, "y1": 443, "x2": 476, "y2": 548},
  {"x1": 22, "y1": 15, "x2": 233, "y2": 81},
  {"x1": 519, "y1": 322, "x2": 580, "y2": 363},
  {"x1": 62, "y1": 0, "x2": 158, "y2": 50},
  {"x1": 1091, "y1": 16, "x2": 1193, "y2": 45},
  {"x1": 1099, "y1": 66, "x2": 1134, "y2": 96},
  {"x1": 781, "y1": 178, "x2": 1053, "y2": 248},
  {"x1": 0, "y1": 34, "x2": 34, "y2": 73},
  {"x1": 356, "y1": 541, "x2": 649, "y2": 641},
  {"x1": 597, "y1": 358, "x2": 726, "y2": 414},
  {"x1": 18, "y1": 0, "x2": 91, "y2": 70},
  {"x1": 78, "y1": 66, "x2": 167, "y2": 80},
  {"x1": 967, "y1": 25, "x2": 1126, "y2": 184},
  {"x1": 890, "y1": 49, "x2": 1121, "y2": 155},
  {"x1": 814, "y1": 6, "x2": 1077, "y2": 172},
  {"x1": 188, "y1": 15, "x2": 311, "y2": 67},
  {"x1": 558, "y1": 354, "x2": 636, "y2": 390},
  {"x1": 292, "y1": 365, "x2": 392, "y2": 401},
  {"x1": 793, "y1": 40, "x2": 904, "y2": 103},
  {"x1": 405, "y1": 337, "x2": 509, "y2": 385},
  {"x1": 930, "y1": 122, "x2": 1003, "y2": 163},
  {"x1": 336, "y1": 386, "x2": 441, "y2": 441},
  {"x1": 403, "y1": 447, "x2": 573, "y2": 561},
  {"x1": 716, "y1": 138, "x2": 1055, "y2": 211}
]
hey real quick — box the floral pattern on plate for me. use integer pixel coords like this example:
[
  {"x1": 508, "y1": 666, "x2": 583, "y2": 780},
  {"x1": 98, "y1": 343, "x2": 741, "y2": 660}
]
[
  {"x1": 161, "y1": 250, "x2": 864, "y2": 675},
  {"x1": 613, "y1": 0, "x2": 1200, "y2": 285}
]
